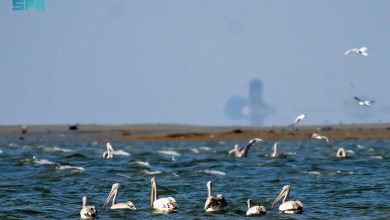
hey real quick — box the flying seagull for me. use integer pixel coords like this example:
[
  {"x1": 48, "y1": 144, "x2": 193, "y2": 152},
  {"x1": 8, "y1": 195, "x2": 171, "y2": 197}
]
[
  {"x1": 288, "y1": 114, "x2": 305, "y2": 127},
  {"x1": 354, "y1": 97, "x2": 375, "y2": 107},
  {"x1": 344, "y1": 47, "x2": 368, "y2": 56}
]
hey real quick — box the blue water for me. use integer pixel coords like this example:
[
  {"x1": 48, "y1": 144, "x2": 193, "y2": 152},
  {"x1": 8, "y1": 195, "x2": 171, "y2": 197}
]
[{"x1": 0, "y1": 139, "x2": 389, "y2": 219}]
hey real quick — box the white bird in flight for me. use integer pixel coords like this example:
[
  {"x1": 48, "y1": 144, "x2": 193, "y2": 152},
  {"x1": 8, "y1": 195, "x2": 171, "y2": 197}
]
[
  {"x1": 289, "y1": 114, "x2": 305, "y2": 127},
  {"x1": 344, "y1": 47, "x2": 368, "y2": 56},
  {"x1": 311, "y1": 133, "x2": 330, "y2": 144},
  {"x1": 354, "y1": 97, "x2": 375, "y2": 107}
]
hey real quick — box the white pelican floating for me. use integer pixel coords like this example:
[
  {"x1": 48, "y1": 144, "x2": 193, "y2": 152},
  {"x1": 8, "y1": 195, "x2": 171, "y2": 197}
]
[
  {"x1": 336, "y1": 147, "x2": 347, "y2": 158},
  {"x1": 229, "y1": 138, "x2": 263, "y2": 158},
  {"x1": 150, "y1": 176, "x2": 178, "y2": 213},
  {"x1": 80, "y1": 195, "x2": 97, "y2": 219},
  {"x1": 272, "y1": 185, "x2": 303, "y2": 214},
  {"x1": 354, "y1": 96, "x2": 375, "y2": 107},
  {"x1": 204, "y1": 181, "x2": 227, "y2": 212},
  {"x1": 311, "y1": 133, "x2": 330, "y2": 144},
  {"x1": 344, "y1": 47, "x2": 368, "y2": 56},
  {"x1": 289, "y1": 114, "x2": 305, "y2": 127},
  {"x1": 271, "y1": 142, "x2": 280, "y2": 158},
  {"x1": 102, "y1": 143, "x2": 114, "y2": 159},
  {"x1": 246, "y1": 199, "x2": 266, "y2": 216},
  {"x1": 103, "y1": 183, "x2": 136, "y2": 210}
]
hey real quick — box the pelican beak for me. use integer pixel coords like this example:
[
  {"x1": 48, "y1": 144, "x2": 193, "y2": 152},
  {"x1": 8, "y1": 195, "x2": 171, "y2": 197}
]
[
  {"x1": 103, "y1": 184, "x2": 118, "y2": 208},
  {"x1": 272, "y1": 187, "x2": 287, "y2": 208}
]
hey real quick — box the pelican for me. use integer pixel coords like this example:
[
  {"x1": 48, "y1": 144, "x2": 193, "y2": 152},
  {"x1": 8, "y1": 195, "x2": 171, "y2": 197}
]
[
  {"x1": 102, "y1": 142, "x2": 114, "y2": 159},
  {"x1": 344, "y1": 47, "x2": 368, "y2": 56},
  {"x1": 246, "y1": 199, "x2": 266, "y2": 216},
  {"x1": 80, "y1": 195, "x2": 97, "y2": 219},
  {"x1": 272, "y1": 185, "x2": 303, "y2": 214},
  {"x1": 204, "y1": 181, "x2": 227, "y2": 212},
  {"x1": 336, "y1": 147, "x2": 347, "y2": 158},
  {"x1": 271, "y1": 142, "x2": 280, "y2": 157},
  {"x1": 103, "y1": 183, "x2": 136, "y2": 210},
  {"x1": 311, "y1": 133, "x2": 330, "y2": 144},
  {"x1": 288, "y1": 114, "x2": 305, "y2": 127},
  {"x1": 229, "y1": 138, "x2": 263, "y2": 158},
  {"x1": 354, "y1": 96, "x2": 375, "y2": 107},
  {"x1": 150, "y1": 176, "x2": 177, "y2": 213}
]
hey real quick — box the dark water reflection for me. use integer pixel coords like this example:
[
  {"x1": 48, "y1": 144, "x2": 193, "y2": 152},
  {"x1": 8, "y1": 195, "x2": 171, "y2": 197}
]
[{"x1": 0, "y1": 139, "x2": 389, "y2": 219}]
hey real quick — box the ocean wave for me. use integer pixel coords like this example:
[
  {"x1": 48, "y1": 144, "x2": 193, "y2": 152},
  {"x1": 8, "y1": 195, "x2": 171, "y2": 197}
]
[
  {"x1": 140, "y1": 170, "x2": 162, "y2": 175},
  {"x1": 112, "y1": 150, "x2": 130, "y2": 156},
  {"x1": 199, "y1": 146, "x2": 211, "y2": 151},
  {"x1": 32, "y1": 156, "x2": 55, "y2": 165},
  {"x1": 130, "y1": 161, "x2": 151, "y2": 167},
  {"x1": 190, "y1": 148, "x2": 200, "y2": 154},
  {"x1": 158, "y1": 150, "x2": 181, "y2": 157},
  {"x1": 57, "y1": 165, "x2": 85, "y2": 172},
  {"x1": 42, "y1": 146, "x2": 72, "y2": 153},
  {"x1": 199, "y1": 169, "x2": 226, "y2": 176}
]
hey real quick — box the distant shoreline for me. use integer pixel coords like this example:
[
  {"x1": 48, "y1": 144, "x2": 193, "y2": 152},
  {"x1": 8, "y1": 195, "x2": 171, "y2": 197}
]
[{"x1": 1, "y1": 123, "x2": 390, "y2": 143}]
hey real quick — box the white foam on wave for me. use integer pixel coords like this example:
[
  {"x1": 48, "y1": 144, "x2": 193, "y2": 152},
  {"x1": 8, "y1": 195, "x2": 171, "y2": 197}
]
[
  {"x1": 369, "y1": 155, "x2": 383, "y2": 160},
  {"x1": 57, "y1": 165, "x2": 85, "y2": 172},
  {"x1": 0, "y1": 149, "x2": 3, "y2": 154},
  {"x1": 43, "y1": 146, "x2": 72, "y2": 153},
  {"x1": 33, "y1": 156, "x2": 55, "y2": 165},
  {"x1": 116, "y1": 173, "x2": 132, "y2": 179},
  {"x1": 199, "y1": 146, "x2": 211, "y2": 151},
  {"x1": 140, "y1": 170, "x2": 162, "y2": 175},
  {"x1": 356, "y1": 144, "x2": 365, "y2": 149},
  {"x1": 130, "y1": 161, "x2": 151, "y2": 167},
  {"x1": 304, "y1": 171, "x2": 321, "y2": 175},
  {"x1": 346, "y1": 149, "x2": 355, "y2": 154},
  {"x1": 113, "y1": 150, "x2": 130, "y2": 156},
  {"x1": 199, "y1": 169, "x2": 226, "y2": 176},
  {"x1": 158, "y1": 150, "x2": 181, "y2": 157},
  {"x1": 190, "y1": 148, "x2": 200, "y2": 154},
  {"x1": 284, "y1": 152, "x2": 296, "y2": 155}
]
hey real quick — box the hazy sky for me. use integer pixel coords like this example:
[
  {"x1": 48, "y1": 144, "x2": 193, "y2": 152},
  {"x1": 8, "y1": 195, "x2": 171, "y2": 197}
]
[{"x1": 1, "y1": 1, "x2": 390, "y2": 126}]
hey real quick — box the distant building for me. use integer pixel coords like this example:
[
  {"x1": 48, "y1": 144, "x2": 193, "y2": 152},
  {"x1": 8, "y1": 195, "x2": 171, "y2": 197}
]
[{"x1": 225, "y1": 79, "x2": 273, "y2": 126}]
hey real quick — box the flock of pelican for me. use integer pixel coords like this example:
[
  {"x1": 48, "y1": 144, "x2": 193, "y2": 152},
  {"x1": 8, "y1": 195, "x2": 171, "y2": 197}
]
[
  {"x1": 81, "y1": 178, "x2": 303, "y2": 218},
  {"x1": 81, "y1": 134, "x2": 354, "y2": 218}
]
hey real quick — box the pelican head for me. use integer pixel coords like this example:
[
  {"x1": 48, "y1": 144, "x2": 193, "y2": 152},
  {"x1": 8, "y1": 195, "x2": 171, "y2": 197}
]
[
  {"x1": 103, "y1": 183, "x2": 136, "y2": 210},
  {"x1": 272, "y1": 185, "x2": 290, "y2": 208}
]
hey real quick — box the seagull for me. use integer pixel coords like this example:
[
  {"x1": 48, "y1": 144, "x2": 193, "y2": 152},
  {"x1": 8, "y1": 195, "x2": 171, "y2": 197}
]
[
  {"x1": 229, "y1": 138, "x2": 263, "y2": 158},
  {"x1": 288, "y1": 114, "x2": 305, "y2": 127},
  {"x1": 354, "y1": 97, "x2": 375, "y2": 107},
  {"x1": 311, "y1": 133, "x2": 330, "y2": 144},
  {"x1": 80, "y1": 195, "x2": 97, "y2": 219},
  {"x1": 344, "y1": 47, "x2": 368, "y2": 56}
]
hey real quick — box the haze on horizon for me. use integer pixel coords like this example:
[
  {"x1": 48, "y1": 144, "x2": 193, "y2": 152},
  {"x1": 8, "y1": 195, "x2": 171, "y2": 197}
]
[{"x1": 1, "y1": 1, "x2": 390, "y2": 126}]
